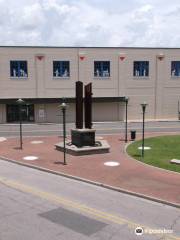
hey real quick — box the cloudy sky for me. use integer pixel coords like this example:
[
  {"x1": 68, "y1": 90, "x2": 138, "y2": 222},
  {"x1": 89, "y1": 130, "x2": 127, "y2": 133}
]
[{"x1": 0, "y1": 0, "x2": 180, "y2": 47}]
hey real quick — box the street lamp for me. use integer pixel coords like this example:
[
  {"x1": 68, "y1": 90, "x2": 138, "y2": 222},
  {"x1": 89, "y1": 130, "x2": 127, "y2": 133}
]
[
  {"x1": 60, "y1": 100, "x2": 67, "y2": 165},
  {"x1": 125, "y1": 96, "x2": 129, "y2": 142},
  {"x1": 16, "y1": 98, "x2": 25, "y2": 149},
  {"x1": 141, "y1": 102, "x2": 148, "y2": 158}
]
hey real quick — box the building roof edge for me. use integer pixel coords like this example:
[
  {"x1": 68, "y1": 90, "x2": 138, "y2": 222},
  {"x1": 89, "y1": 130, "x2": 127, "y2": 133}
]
[{"x1": 0, "y1": 46, "x2": 180, "y2": 50}]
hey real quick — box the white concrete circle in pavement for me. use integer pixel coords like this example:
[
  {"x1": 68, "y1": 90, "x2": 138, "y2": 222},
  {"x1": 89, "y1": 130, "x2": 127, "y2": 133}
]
[
  {"x1": 23, "y1": 156, "x2": 39, "y2": 161},
  {"x1": 104, "y1": 161, "x2": 120, "y2": 167},
  {"x1": 30, "y1": 141, "x2": 44, "y2": 144},
  {"x1": 138, "y1": 146, "x2": 151, "y2": 150},
  {"x1": 0, "y1": 137, "x2": 7, "y2": 142}
]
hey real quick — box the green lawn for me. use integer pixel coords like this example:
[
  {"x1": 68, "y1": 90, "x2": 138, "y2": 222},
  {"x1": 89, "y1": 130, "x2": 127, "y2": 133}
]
[{"x1": 126, "y1": 135, "x2": 180, "y2": 173}]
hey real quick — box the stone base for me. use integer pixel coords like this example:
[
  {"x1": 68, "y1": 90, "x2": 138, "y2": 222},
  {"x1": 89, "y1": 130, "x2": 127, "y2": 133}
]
[
  {"x1": 71, "y1": 128, "x2": 96, "y2": 147},
  {"x1": 55, "y1": 140, "x2": 110, "y2": 156}
]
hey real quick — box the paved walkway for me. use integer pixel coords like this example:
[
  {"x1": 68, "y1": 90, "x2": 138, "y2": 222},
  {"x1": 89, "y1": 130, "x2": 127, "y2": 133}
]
[{"x1": 0, "y1": 133, "x2": 180, "y2": 207}]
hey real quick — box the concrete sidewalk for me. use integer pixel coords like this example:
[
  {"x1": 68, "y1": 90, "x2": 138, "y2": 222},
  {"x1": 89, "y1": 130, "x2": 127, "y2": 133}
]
[{"x1": 0, "y1": 133, "x2": 180, "y2": 207}]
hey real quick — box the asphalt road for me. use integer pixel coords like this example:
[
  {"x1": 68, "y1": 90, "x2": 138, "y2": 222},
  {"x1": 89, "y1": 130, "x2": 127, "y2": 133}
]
[
  {"x1": 0, "y1": 121, "x2": 180, "y2": 137},
  {"x1": 0, "y1": 160, "x2": 179, "y2": 240}
]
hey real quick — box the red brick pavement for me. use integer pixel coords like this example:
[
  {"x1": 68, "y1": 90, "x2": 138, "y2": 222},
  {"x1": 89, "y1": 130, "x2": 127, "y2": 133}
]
[{"x1": 0, "y1": 133, "x2": 180, "y2": 206}]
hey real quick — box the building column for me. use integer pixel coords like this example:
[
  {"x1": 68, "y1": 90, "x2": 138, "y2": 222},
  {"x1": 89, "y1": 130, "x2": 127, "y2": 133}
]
[
  {"x1": 118, "y1": 53, "x2": 126, "y2": 121},
  {"x1": 154, "y1": 53, "x2": 165, "y2": 119},
  {"x1": 0, "y1": 104, "x2": 6, "y2": 123},
  {"x1": 35, "y1": 55, "x2": 45, "y2": 98}
]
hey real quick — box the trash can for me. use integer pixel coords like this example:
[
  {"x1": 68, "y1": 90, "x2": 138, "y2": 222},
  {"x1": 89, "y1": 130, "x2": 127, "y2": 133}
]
[{"x1": 130, "y1": 130, "x2": 136, "y2": 141}]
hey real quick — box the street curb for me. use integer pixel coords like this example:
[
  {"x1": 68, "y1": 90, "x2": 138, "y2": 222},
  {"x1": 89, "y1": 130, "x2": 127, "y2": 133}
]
[{"x1": 0, "y1": 156, "x2": 179, "y2": 209}]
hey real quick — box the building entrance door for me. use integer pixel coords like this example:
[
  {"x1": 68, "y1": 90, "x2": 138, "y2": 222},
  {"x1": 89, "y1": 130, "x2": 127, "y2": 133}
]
[{"x1": 6, "y1": 104, "x2": 35, "y2": 122}]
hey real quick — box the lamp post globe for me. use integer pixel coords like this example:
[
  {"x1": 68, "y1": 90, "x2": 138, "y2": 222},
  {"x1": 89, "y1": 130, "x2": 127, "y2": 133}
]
[
  {"x1": 60, "y1": 102, "x2": 67, "y2": 110},
  {"x1": 141, "y1": 102, "x2": 147, "y2": 113},
  {"x1": 16, "y1": 98, "x2": 24, "y2": 105}
]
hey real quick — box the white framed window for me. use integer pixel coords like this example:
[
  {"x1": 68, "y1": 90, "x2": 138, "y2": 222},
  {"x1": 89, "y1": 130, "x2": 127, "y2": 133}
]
[
  {"x1": 133, "y1": 61, "x2": 149, "y2": 77},
  {"x1": 94, "y1": 61, "x2": 110, "y2": 77},
  {"x1": 10, "y1": 61, "x2": 28, "y2": 78},
  {"x1": 53, "y1": 61, "x2": 70, "y2": 77}
]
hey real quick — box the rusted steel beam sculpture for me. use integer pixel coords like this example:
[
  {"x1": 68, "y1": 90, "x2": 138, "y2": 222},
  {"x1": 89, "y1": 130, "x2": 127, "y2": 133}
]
[
  {"x1": 76, "y1": 81, "x2": 83, "y2": 129},
  {"x1": 84, "y1": 83, "x2": 92, "y2": 129}
]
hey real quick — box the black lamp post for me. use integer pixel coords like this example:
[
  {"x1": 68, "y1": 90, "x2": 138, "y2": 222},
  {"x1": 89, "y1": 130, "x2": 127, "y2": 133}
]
[
  {"x1": 125, "y1": 96, "x2": 129, "y2": 142},
  {"x1": 16, "y1": 98, "x2": 25, "y2": 149},
  {"x1": 60, "y1": 101, "x2": 67, "y2": 165},
  {"x1": 141, "y1": 102, "x2": 148, "y2": 158}
]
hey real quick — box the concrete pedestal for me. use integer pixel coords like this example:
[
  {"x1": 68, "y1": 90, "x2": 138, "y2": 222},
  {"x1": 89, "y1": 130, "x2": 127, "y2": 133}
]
[
  {"x1": 55, "y1": 139, "x2": 110, "y2": 156},
  {"x1": 55, "y1": 129, "x2": 110, "y2": 155},
  {"x1": 71, "y1": 128, "x2": 95, "y2": 147}
]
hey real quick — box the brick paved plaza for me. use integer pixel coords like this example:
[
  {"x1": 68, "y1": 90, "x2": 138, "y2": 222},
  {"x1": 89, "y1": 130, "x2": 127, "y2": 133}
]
[{"x1": 0, "y1": 133, "x2": 180, "y2": 206}]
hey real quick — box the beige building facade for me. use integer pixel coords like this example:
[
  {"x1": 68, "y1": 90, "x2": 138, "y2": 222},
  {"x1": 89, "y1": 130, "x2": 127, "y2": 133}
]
[{"x1": 0, "y1": 46, "x2": 180, "y2": 123}]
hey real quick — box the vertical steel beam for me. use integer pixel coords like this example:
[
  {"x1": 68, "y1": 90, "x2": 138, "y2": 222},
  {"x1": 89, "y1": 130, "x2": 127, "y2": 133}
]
[
  {"x1": 85, "y1": 83, "x2": 92, "y2": 129},
  {"x1": 76, "y1": 81, "x2": 83, "y2": 129}
]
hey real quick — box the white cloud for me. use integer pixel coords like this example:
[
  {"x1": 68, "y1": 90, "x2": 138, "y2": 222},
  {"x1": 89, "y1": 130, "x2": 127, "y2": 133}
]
[
  {"x1": 0, "y1": 0, "x2": 180, "y2": 47},
  {"x1": 20, "y1": 3, "x2": 45, "y2": 30}
]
